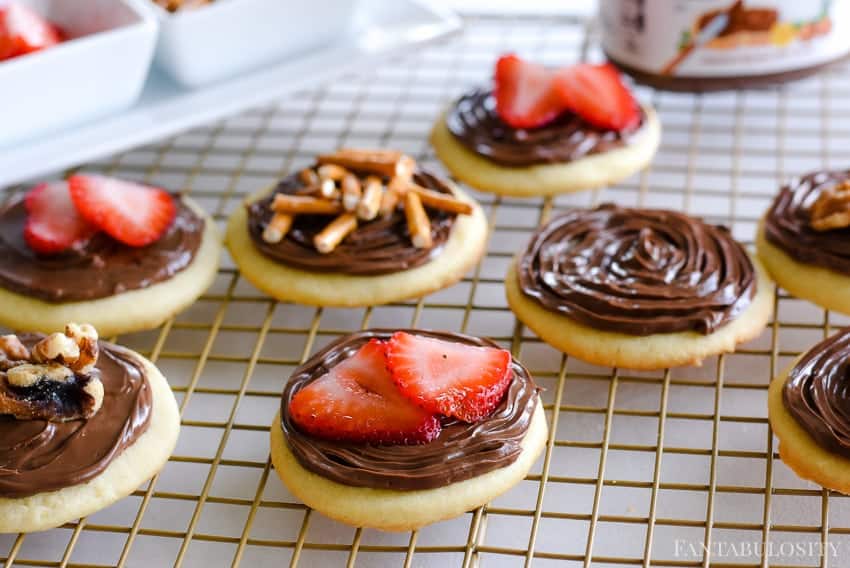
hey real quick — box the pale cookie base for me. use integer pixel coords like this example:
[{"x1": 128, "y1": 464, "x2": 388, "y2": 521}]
[
  {"x1": 768, "y1": 362, "x2": 850, "y2": 495},
  {"x1": 429, "y1": 105, "x2": 661, "y2": 197},
  {"x1": 0, "y1": 350, "x2": 180, "y2": 533},
  {"x1": 226, "y1": 185, "x2": 488, "y2": 307},
  {"x1": 505, "y1": 257, "x2": 775, "y2": 370},
  {"x1": 0, "y1": 198, "x2": 221, "y2": 336},
  {"x1": 270, "y1": 400, "x2": 548, "y2": 532},
  {"x1": 756, "y1": 219, "x2": 850, "y2": 315}
]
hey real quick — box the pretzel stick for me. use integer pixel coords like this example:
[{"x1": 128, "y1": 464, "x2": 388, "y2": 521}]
[
  {"x1": 318, "y1": 149, "x2": 415, "y2": 179},
  {"x1": 317, "y1": 163, "x2": 348, "y2": 181},
  {"x1": 319, "y1": 178, "x2": 338, "y2": 199},
  {"x1": 357, "y1": 176, "x2": 383, "y2": 221},
  {"x1": 272, "y1": 194, "x2": 342, "y2": 215},
  {"x1": 341, "y1": 174, "x2": 362, "y2": 212},
  {"x1": 404, "y1": 192, "x2": 432, "y2": 249},
  {"x1": 379, "y1": 188, "x2": 400, "y2": 217},
  {"x1": 299, "y1": 168, "x2": 320, "y2": 186},
  {"x1": 412, "y1": 185, "x2": 473, "y2": 215},
  {"x1": 314, "y1": 213, "x2": 358, "y2": 253},
  {"x1": 262, "y1": 212, "x2": 294, "y2": 243}
]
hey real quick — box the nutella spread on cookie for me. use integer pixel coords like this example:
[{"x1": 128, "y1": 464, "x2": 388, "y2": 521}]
[
  {"x1": 764, "y1": 170, "x2": 850, "y2": 275},
  {"x1": 0, "y1": 337, "x2": 152, "y2": 498},
  {"x1": 446, "y1": 89, "x2": 644, "y2": 167},
  {"x1": 783, "y1": 328, "x2": 850, "y2": 458},
  {"x1": 281, "y1": 330, "x2": 538, "y2": 490},
  {"x1": 247, "y1": 170, "x2": 458, "y2": 276},
  {"x1": 518, "y1": 204, "x2": 756, "y2": 335},
  {"x1": 0, "y1": 198, "x2": 204, "y2": 303}
]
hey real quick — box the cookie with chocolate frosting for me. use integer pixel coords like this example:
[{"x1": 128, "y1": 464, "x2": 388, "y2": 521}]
[
  {"x1": 431, "y1": 89, "x2": 660, "y2": 196},
  {"x1": 757, "y1": 170, "x2": 850, "y2": 316},
  {"x1": 226, "y1": 149, "x2": 488, "y2": 307},
  {"x1": 269, "y1": 329, "x2": 548, "y2": 531},
  {"x1": 0, "y1": 324, "x2": 180, "y2": 533},
  {"x1": 0, "y1": 178, "x2": 221, "y2": 336},
  {"x1": 768, "y1": 328, "x2": 850, "y2": 495},
  {"x1": 506, "y1": 205, "x2": 775, "y2": 369}
]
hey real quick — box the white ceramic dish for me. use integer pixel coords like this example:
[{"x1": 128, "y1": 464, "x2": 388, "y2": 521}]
[
  {"x1": 0, "y1": 0, "x2": 460, "y2": 188},
  {"x1": 0, "y1": 0, "x2": 157, "y2": 146},
  {"x1": 152, "y1": 0, "x2": 357, "y2": 87}
]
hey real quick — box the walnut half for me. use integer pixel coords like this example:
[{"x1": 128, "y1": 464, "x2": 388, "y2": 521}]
[
  {"x1": 810, "y1": 181, "x2": 850, "y2": 232},
  {"x1": 0, "y1": 324, "x2": 103, "y2": 423}
]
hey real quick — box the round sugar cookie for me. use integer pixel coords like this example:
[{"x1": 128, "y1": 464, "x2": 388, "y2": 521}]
[
  {"x1": 757, "y1": 219, "x2": 850, "y2": 316},
  {"x1": 430, "y1": 105, "x2": 661, "y2": 197},
  {"x1": 768, "y1": 357, "x2": 850, "y2": 495},
  {"x1": 506, "y1": 257, "x2": 775, "y2": 370},
  {"x1": 270, "y1": 400, "x2": 547, "y2": 532},
  {"x1": 226, "y1": 184, "x2": 488, "y2": 307},
  {"x1": 0, "y1": 347, "x2": 180, "y2": 533},
  {"x1": 0, "y1": 198, "x2": 221, "y2": 337}
]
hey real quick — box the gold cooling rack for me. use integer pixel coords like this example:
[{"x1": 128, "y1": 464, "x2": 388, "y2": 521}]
[{"x1": 4, "y1": 12, "x2": 850, "y2": 568}]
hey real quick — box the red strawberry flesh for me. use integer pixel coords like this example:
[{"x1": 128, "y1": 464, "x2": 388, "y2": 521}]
[
  {"x1": 553, "y1": 63, "x2": 640, "y2": 131},
  {"x1": 288, "y1": 339, "x2": 441, "y2": 445},
  {"x1": 385, "y1": 332, "x2": 513, "y2": 423},
  {"x1": 68, "y1": 175, "x2": 176, "y2": 247},
  {"x1": 0, "y1": 2, "x2": 60, "y2": 61},
  {"x1": 494, "y1": 53, "x2": 565, "y2": 129},
  {"x1": 23, "y1": 181, "x2": 96, "y2": 255}
]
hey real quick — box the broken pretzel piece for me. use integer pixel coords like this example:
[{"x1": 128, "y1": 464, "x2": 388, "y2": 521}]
[
  {"x1": 317, "y1": 149, "x2": 415, "y2": 179},
  {"x1": 273, "y1": 194, "x2": 343, "y2": 215},
  {"x1": 404, "y1": 192, "x2": 433, "y2": 249},
  {"x1": 262, "y1": 212, "x2": 295, "y2": 244},
  {"x1": 411, "y1": 185, "x2": 474, "y2": 216},
  {"x1": 315, "y1": 213, "x2": 358, "y2": 254},
  {"x1": 0, "y1": 324, "x2": 103, "y2": 423},
  {"x1": 357, "y1": 176, "x2": 383, "y2": 221},
  {"x1": 810, "y1": 181, "x2": 850, "y2": 232}
]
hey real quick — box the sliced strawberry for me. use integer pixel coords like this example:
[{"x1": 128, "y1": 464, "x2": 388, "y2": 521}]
[
  {"x1": 553, "y1": 63, "x2": 640, "y2": 131},
  {"x1": 289, "y1": 339, "x2": 441, "y2": 444},
  {"x1": 23, "y1": 181, "x2": 96, "y2": 255},
  {"x1": 385, "y1": 332, "x2": 513, "y2": 423},
  {"x1": 494, "y1": 53, "x2": 565, "y2": 129},
  {"x1": 67, "y1": 175, "x2": 176, "y2": 247},
  {"x1": 0, "y1": 2, "x2": 60, "y2": 61}
]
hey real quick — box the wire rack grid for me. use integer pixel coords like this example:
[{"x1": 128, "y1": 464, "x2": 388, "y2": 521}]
[{"x1": 4, "y1": 11, "x2": 850, "y2": 568}]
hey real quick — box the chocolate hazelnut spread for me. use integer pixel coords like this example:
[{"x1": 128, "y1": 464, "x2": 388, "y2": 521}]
[
  {"x1": 783, "y1": 328, "x2": 850, "y2": 458},
  {"x1": 517, "y1": 204, "x2": 756, "y2": 336},
  {"x1": 445, "y1": 89, "x2": 644, "y2": 167},
  {"x1": 601, "y1": 0, "x2": 850, "y2": 92},
  {"x1": 247, "y1": 170, "x2": 458, "y2": 276},
  {"x1": 764, "y1": 170, "x2": 850, "y2": 275},
  {"x1": 280, "y1": 330, "x2": 539, "y2": 491},
  {"x1": 0, "y1": 197, "x2": 204, "y2": 303},
  {"x1": 0, "y1": 337, "x2": 152, "y2": 498}
]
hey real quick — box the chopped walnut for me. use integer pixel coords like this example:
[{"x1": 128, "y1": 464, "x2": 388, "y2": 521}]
[
  {"x1": 810, "y1": 181, "x2": 850, "y2": 231},
  {"x1": 0, "y1": 323, "x2": 103, "y2": 423}
]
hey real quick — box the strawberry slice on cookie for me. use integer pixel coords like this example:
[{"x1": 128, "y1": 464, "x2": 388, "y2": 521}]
[
  {"x1": 385, "y1": 331, "x2": 513, "y2": 423},
  {"x1": 23, "y1": 181, "x2": 96, "y2": 255},
  {"x1": 289, "y1": 339, "x2": 441, "y2": 444},
  {"x1": 493, "y1": 54, "x2": 640, "y2": 131},
  {"x1": 68, "y1": 175, "x2": 177, "y2": 247}
]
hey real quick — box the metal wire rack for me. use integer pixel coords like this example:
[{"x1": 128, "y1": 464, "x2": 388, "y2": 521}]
[{"x1": 4, "y1": 10, "x2": 850, "y2": 568}]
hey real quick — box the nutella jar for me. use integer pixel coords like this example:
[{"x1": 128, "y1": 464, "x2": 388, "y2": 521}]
[{"x1": 600, "y1": 0, "x2": 850, "y2": 91}]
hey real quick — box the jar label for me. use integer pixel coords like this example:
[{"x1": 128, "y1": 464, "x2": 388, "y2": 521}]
[{"x1": 600, "y1": 0, "x2": 850, "y2": 77}]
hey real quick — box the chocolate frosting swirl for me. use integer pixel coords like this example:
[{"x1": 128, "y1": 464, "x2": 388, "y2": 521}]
[
  {"x1": 280, "y1": 329, "x2": 539, "y2": 490},
  {"x1": 783, "y1": 328, "x2": 850, "y2": 458},
  {"x1": 0, "y1": 197, "x2": 204, "y2": 303},
  {"x1": 0, "y1": 338, "x2": 152, "y2": 498},
  {"x1": 518, "y1": 204, "x2": 757, "y2": 335},
  {"x1": 247, "y1": 170, "x2": 458, "y2": 276},
  {"x1": 764, "y1": 170, "x2": 850, "y2": 275},
  {"x1": 445, "y1": 89, "x2": 644, "y2": 167}
]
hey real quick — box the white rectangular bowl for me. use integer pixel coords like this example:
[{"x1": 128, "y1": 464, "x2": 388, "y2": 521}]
[
  {"x1": 0, "y1": 0, "x2": 158, "y2": 146},
  {"x1": 153, "y1": 0, "x2": 357, "y2": 88}
]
